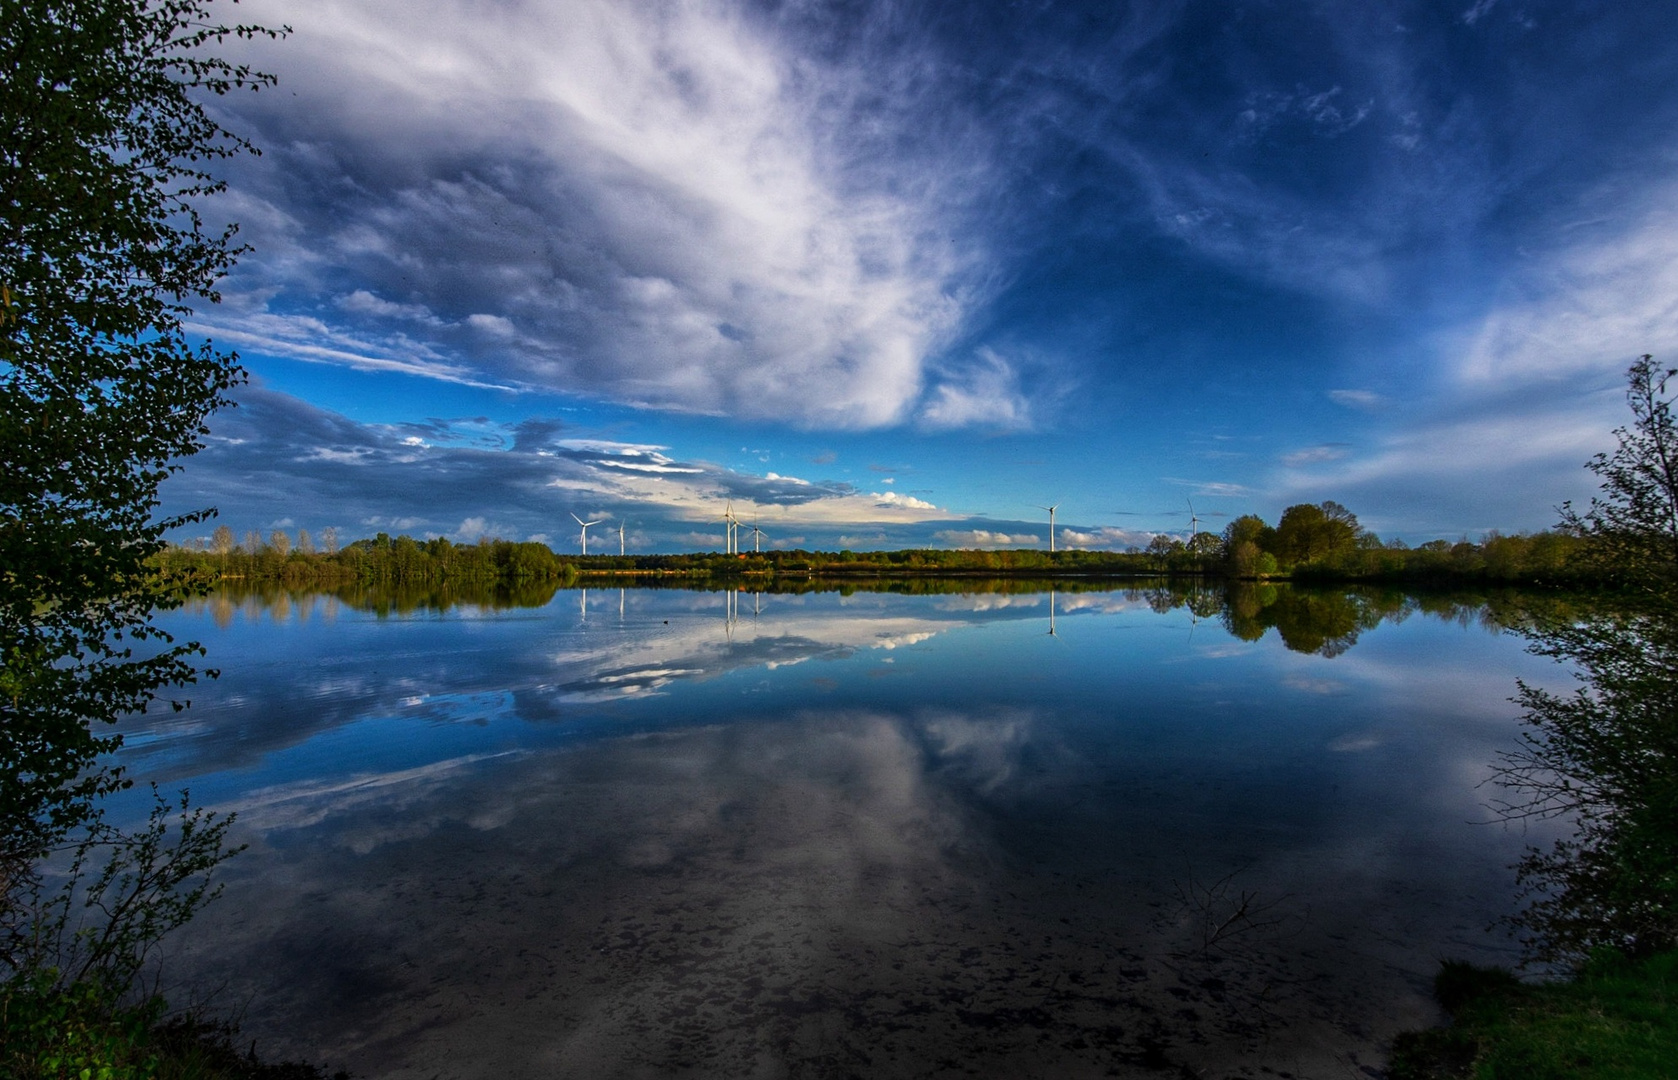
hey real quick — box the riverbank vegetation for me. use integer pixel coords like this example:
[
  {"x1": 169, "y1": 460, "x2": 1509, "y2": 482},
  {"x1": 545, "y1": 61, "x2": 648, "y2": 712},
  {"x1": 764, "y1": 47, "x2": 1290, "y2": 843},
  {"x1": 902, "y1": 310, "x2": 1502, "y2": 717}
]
[
  {"x1": 1392, "y1": 355, "x2": 1678, "y2": 1077},
  {"x1": 0, "y1": 2, "x2": 345, "y2": 1076},
  {"x1": 1390, "y1": 952, "x2": 1678, "y2": 1079},
  {"x1": 157, "y1": 530, "x2": 579, "y2": 590},
  {"x1": 160, "y1": 518, "x2": 1599, "y2": 589}
]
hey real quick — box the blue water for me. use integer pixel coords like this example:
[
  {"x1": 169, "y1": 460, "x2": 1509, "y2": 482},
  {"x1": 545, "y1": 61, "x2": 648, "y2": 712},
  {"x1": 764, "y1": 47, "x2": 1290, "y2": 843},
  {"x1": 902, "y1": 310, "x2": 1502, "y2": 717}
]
[{"x1": 120, "y1": 585, "x2": 1570, "y2": 1079}]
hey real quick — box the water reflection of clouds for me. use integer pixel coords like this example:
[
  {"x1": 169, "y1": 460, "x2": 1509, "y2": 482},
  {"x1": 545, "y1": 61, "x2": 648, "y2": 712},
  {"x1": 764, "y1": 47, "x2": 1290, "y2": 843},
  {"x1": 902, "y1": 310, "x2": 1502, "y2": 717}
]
[
  {"x1": 544, "y1": 615, "x2": 948, "y2": 703},
  {"x1": 1054, "y1": 592, "x2": 1152, "y2": 615},
  {"x1": 934, "y1": 593, "x2": 1043, "y2": 612},
  {"x1": 127, "y1": 597, "x2": 972, "y2": 782},
  {"x1": 919, "y1": 708, "x2": 1035, "y2": 794},
  {"x1": 169, "y1": 693, "x2": 1540, "y2": 1079},
  {"x1": 223, "y1": 751, "x2": 527, "y2": 850},
  {"x1": 1282, "y1": 674, "x2": 1347, "y2": 695}
]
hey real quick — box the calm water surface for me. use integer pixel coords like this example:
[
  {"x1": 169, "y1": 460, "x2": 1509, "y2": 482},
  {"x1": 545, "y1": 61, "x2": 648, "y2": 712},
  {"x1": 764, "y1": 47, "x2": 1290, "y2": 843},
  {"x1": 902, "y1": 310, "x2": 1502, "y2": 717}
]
[{"x1": 117, "y1": 584, "x2": 1569, "y2": 1079}]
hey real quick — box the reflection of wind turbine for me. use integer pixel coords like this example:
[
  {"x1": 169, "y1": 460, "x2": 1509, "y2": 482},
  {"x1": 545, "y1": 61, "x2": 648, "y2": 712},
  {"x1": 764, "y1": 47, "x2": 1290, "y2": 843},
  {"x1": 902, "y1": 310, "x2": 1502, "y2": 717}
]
[
  {"x1": 1047, "y1": 587, "x2": 1058, "y2": 637},
  {"x1": 1037, "y1": 503, "x2": 1060, "y2": 553},
  {"x1": 571, "y1": 512, "x2": 600, "y2": 555}
]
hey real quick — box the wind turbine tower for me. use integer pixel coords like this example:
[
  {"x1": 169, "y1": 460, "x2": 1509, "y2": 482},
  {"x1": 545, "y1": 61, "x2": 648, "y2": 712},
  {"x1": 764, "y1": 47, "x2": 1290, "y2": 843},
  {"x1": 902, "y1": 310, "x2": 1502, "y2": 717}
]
[
  {"x1": 1187, "y1": 499, "x2": 1200, "y2": 543},
  {"x1": 1038, "y1": 503, "x2": 1060, "y2": 553},
  {"x1": 570, "y1": 512, "x2": 600, "y2": 556},
  {"x1": 750, "y1": 515, "x2": 767, "y2": 553},
  {"x1": 618, "y1": 521, "x2": 626, "y2": 556},
  {"x1": 720, "y1": 500, "x2": 741, "y2": 555}
]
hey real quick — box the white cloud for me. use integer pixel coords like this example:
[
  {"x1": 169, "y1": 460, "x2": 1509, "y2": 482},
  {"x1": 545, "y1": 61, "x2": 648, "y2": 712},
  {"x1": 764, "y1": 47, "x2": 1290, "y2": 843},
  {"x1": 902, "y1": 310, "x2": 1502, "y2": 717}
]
[
  {"x1": 1059, "y1": 526, "x2": 1153, "y2": 550},
  {"x1": 221, "y1": 0, "x2": 996, "y2": 429},
  {"x1": 337, "y1": 289, "x2": 443, "y2": 325},
  {"x1": 1270, "y1": 403, "x2": 1610, "y2": 535},
  {"x1": 1329, "y1": 389, "x2": 1383, "y2": 409},
  {"x1": 871, "y1": 491, "x2": 938, "y2": 511},
  {"x1": 1164, "y1": 478, "x2": 1252, "y2": 498},
  {"x1": 1461, "y1": 0, "x2": 1499, "y2": 26},
  {"x1": 918, "y1": 348, "x2": 1033, "y2": 430},
  {"x1": 1454, "y1": 194, "x2": 1678, "y2": 386},
  {"x1": 932, "y1": 529, "x2": 1041, "y2": 548},
  {"x1": 455, "y1": 516, "x2": 518, "y2": 542},
  {"x1": 1281, "y1": 443, "x2": 1351, "y2": 468}
]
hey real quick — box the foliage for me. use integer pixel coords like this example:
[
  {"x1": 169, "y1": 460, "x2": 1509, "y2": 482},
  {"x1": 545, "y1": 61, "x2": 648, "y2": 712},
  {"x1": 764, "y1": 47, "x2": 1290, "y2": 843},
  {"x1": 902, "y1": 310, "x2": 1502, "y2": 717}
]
[
  {"x1": 1273, "y1": 500, "x2": 1361, "y2": 565},
  {"x1": 1496, "y1": 603, "x2": 1678, "y2": 963},
  {"x1": 1, "y1": 0, "x2": 282, "y2": 865},
  {"x1": 1389, "y1": 950, "x2": 1678, "y2": 1080},
  {"x1": 1491, "y1": 357, "x2": 1678, "y2": 965},
  {"x1": 1, "y1": 2, "x2": 293, "y2": 1076},
  {"x1": 1559, "y1": 356, "x2": 1678, "y2": 588},
  {"x1": 158, "y1": 533, "x2": 579, "y2": 590},
  {"x1": 5, "y1": 788, "x2": 242, "y2": 991},
  {"x1": 1, "y1": 970, "x2": 165, "y2": 1080},
  {"x1": 0, "y1": 786, "x2": 246, "y2": 1079}
]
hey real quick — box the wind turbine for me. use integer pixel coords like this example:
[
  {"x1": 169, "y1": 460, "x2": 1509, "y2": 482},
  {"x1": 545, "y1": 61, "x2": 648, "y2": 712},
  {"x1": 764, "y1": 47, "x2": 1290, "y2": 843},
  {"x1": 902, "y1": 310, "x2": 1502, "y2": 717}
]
[
  {"x1": 1187, "y1": 498, "x2": 1200, "y2": 542},
  {"x1": 749, "y1": 515, "x2": 767, "y2": 553},
  {"x1": 718, "y1": 500, "x2": 740, "y2": 555},
  {"x1": 571, "y1": 512, "x2": 600, "y2": 555},
  {"x1": 1037, "y1": 503, "x2": 1060, "y2": 553},
  {"x1": 618, "y1": 520, "x2": 626, "y2": 556}
]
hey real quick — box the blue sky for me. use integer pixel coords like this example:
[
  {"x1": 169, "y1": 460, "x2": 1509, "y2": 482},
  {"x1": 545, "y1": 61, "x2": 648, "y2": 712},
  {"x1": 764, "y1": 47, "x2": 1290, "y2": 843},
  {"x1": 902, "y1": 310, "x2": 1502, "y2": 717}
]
[{"x1": 161, "y1": 0, "x2": 1678, "y2": 553}]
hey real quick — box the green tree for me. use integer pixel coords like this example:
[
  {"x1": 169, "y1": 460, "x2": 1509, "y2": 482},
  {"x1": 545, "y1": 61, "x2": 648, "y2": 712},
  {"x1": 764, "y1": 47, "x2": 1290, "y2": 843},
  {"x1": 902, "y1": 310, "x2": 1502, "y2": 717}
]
[
  {"x1": 1498, "y1": 356, "x2": 1678, "y2": 962},
  {"x1": 1273, "y1": 501, "x2": 1360, "y2": 566},
  {"x1": 1222, "y1": 514, "x2": 1273, "y2": 575},
  {"x1": 1561, "y1": 355, "x2": 1678, "y2": 587},
  {"x1": 1, "y1": 0, "x2": 281, "y2": 867}
]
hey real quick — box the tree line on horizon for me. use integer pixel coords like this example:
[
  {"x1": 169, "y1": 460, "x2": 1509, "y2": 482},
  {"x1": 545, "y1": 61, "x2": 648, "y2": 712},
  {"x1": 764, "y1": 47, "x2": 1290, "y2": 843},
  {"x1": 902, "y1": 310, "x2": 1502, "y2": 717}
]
[{"x1": 163, "y1": 507, "x2": 1591, "y2": 587}]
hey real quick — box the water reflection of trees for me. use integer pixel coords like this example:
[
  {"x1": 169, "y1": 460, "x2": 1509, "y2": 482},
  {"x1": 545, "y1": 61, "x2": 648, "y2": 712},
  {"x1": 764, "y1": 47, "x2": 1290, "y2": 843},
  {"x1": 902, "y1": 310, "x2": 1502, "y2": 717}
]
[
  {"x1": 183, "y1": 577, "x2": 563, "y2": 619},
  {"x1": 1218, "y1": 584, "x2": 1580, "y2": 658},
  {"x1": 1495, "y1": 601, "x2": 1678, "y2": 963},
  {"x1": 183, "y1": 575, "x2": 1596, "y2": 659}
]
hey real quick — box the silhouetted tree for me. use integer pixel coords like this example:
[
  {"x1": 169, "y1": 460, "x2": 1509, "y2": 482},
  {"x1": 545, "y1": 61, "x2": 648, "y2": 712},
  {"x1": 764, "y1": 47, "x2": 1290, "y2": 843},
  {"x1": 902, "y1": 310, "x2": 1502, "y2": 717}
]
[
  {"x1": 1498, "y1": 355, "x2": 1678, "y2": 962},
  {"x1": 1, "y1": 0, "x2": 279, "y2": 868}
]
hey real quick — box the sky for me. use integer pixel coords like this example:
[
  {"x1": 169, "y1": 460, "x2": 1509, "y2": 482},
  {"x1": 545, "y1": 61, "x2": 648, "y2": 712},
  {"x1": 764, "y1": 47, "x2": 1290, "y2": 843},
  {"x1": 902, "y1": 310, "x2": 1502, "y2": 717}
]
[{"x1": 159, "y1": 0, "x2": 1678, "y2": 553}]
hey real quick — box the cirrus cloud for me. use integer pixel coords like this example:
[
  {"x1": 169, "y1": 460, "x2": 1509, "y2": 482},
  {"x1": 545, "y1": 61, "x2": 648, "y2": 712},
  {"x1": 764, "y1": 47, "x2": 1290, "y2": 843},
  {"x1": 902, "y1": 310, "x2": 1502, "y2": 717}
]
[{"x1": 209, "y1": 0, "x2": 1002, "y2": 429}]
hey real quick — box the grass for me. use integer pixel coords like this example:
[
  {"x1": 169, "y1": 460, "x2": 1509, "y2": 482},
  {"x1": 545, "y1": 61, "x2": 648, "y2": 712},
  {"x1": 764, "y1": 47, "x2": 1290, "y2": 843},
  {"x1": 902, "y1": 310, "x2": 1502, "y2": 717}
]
[{"x1": 1390, "y1": 950, "x2": 1678, "y2": 1080}]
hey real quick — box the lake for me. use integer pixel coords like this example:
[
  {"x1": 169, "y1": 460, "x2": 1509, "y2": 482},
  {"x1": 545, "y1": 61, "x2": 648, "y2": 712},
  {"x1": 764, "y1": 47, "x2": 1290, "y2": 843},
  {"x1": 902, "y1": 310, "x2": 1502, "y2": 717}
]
[{"x1": 115, "y1": 581, "x2": 1572, "y2": 1079}]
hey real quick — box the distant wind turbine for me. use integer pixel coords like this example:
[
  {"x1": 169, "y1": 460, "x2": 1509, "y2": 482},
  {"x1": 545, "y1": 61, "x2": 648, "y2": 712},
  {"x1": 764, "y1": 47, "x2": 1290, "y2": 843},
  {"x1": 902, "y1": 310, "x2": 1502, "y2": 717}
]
[
  {"x1": 749, "y1": 515, "x2": 767, "y2": 553},
  {"x1": 1187, "y1": 499, "x2": 1200, "y2": 542},
  {"x1": 1038, "y1": 503, "x2": 1060, "y2": 553},
  {"x1": 718, "y1": 500, "x2": 740, "y2": 555},
  {"x1": 618, "y1": 520, "x2": 626, "y2": 557},
  {"x1": 571, "y1": 512, "x2": 600, "y2": 555}
]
